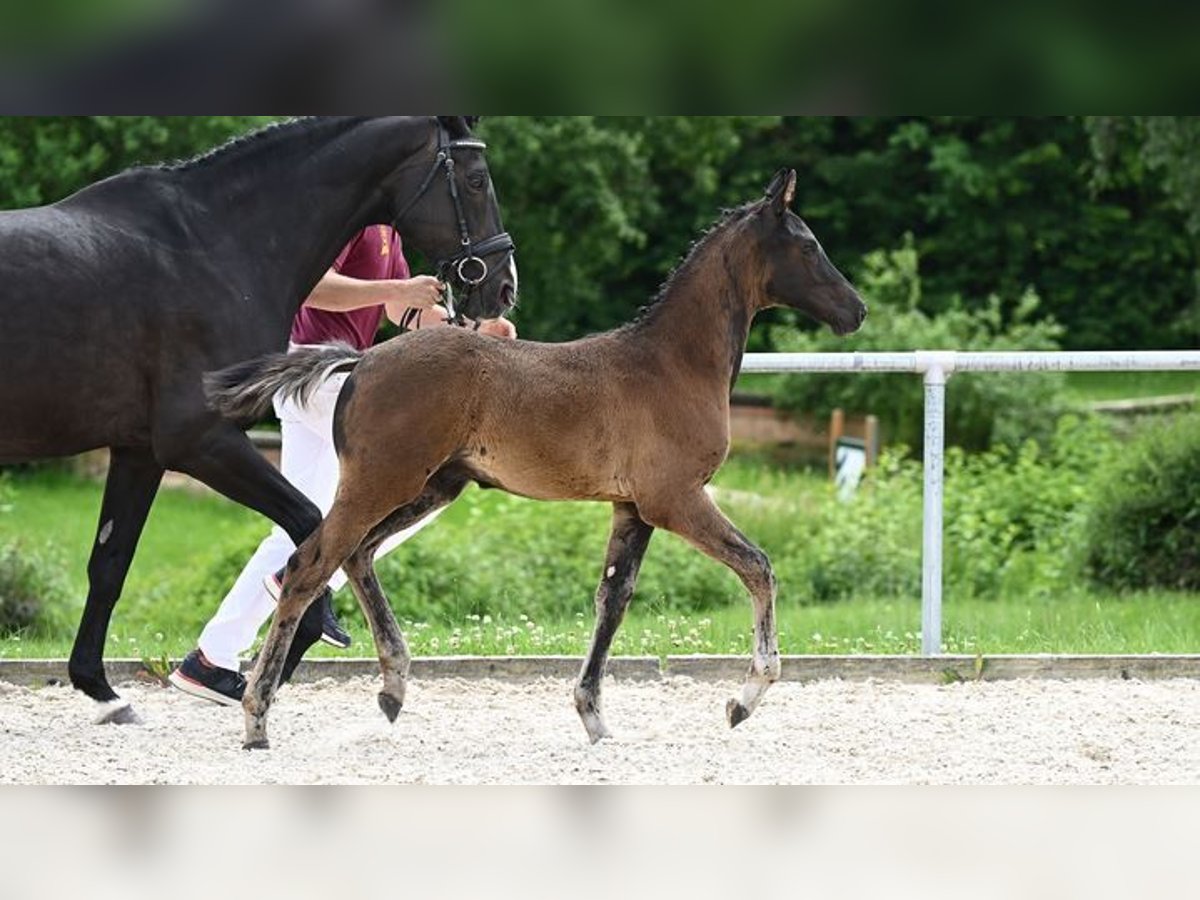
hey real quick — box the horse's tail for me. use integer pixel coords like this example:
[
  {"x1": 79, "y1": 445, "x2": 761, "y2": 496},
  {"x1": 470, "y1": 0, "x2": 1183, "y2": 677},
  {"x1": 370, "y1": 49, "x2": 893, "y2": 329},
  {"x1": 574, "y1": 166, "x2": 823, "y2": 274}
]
[{"x1": 204, "y1": 342, "x2": 365, "y2": 422}]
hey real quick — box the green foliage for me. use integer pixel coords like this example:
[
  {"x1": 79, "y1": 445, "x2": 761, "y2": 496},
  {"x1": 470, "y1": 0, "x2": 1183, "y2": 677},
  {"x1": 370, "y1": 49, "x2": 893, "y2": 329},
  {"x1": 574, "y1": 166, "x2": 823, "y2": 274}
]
[
  {"x1": 371, "y1": 492, "x2": 747, "y2": 624},
  {"x1": 2, "y1": 116, "x2": 1195, "y2": 350},
  {"x1": 478, "y1": 116, "x2": 779, "y2": 340},
  {"x1": 0, "y1": 116, "x2": 274, "y2": 209},
  {"x1": 773, "y1": 237, "x2": 1068, "y2": 450},
  {"x1": 785, "y1": 414, "x2": 1117, "y2": 604},
  {"x1": 742, "y1": 117, "x2": 1197, "y2": 350},
  {"x1": 0, "y1": 539, "x2": 75, "y2": 637},
  {"x1": 1084, "y1": 414, "x2": 1200, "y2": 591}
]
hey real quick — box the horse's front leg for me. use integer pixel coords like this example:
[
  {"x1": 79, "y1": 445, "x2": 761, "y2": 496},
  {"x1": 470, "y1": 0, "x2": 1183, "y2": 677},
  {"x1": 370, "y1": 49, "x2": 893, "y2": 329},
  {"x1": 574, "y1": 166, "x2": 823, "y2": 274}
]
[
  {"x1": 574, "y1": 502, "x2": 654, "y2": 743},
  {"x1": 69, "y1": 446, "x2": 163, "y2": 724},
  {"x1": 644, "y1": 490, "x2": 780, "y2": 728}
]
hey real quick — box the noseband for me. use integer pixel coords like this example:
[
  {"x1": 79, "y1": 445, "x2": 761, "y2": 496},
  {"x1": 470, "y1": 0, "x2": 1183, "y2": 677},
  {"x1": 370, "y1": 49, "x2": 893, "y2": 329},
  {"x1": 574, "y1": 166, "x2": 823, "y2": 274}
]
[{"x1": 392, "y1": 122, "x2": 516, "y2": 323}]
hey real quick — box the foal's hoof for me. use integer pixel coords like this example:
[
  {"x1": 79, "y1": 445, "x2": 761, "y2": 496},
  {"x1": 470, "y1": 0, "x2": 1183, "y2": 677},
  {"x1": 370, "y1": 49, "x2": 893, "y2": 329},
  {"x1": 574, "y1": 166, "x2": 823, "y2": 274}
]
[
  {"x1": 96, "y1": 700, "x2": 142, "y2": 726},
  {"x1": 378, "y1": 692, "x2": 403, "y2": 723},
  {"x1": 242, "y1": 739, "x2": 271, "y2": 751},
  {"x1": 726, "y1": 698, "x2": 751, "y2": 729}
]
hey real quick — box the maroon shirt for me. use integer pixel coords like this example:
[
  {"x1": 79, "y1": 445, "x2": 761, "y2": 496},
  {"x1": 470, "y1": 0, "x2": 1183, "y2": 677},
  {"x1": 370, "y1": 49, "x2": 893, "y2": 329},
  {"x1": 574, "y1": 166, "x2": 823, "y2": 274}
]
[{"x1": 290, "y1": 225, "x2": 410, "y2": 350}]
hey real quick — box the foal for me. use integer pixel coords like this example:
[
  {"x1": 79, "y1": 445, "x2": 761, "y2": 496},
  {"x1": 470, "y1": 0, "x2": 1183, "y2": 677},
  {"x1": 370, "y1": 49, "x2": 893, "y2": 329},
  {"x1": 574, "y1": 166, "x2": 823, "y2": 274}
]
[{"x1": 211, "y1": 169, "x2": 867, "y2": 748}]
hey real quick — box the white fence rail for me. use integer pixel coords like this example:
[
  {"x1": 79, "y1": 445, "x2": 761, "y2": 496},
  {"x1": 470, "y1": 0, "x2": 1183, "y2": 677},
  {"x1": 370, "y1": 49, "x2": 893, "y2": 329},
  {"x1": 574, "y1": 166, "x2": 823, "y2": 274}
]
[{"x1": 740, "y1": 350, "x2": 1200, "y2": 655}]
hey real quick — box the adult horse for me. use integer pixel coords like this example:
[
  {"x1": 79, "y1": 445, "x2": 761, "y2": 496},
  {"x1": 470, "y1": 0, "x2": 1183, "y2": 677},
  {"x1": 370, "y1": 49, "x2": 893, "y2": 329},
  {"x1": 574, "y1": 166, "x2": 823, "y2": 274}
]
[
  {"x1": 0, "y1": 116, "x2": 517, "y2": 724},
  {"x1": 206, "y1": 169, "x2": 867, "y2": 749}
]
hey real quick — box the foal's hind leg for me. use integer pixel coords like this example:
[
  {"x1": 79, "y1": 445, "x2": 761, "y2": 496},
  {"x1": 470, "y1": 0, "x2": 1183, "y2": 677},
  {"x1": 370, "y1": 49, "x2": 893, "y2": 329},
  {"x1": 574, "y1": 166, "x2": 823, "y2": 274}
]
[
  {"x1": 242, "y1": 499, "x2": 385, "y2": 749},
  {"x1": 642, "y1": 490, "x2": 780, "y2": 728},
  {"x1": 342, "y1": 466, "x2": 471, "y2": 724},
  {"x1": 574, "y1": 502, "x2": 654, "y2": 743}
]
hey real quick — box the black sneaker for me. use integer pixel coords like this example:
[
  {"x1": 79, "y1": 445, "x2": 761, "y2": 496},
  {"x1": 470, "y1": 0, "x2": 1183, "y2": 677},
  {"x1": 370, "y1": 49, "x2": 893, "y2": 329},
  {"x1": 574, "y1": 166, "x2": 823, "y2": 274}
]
[
  {"x1": 168, "y1": 649, "x2": 246, "y2": 706},
  {"x1": 265, "y1": 569, "x2": 352, "y2": 649}
]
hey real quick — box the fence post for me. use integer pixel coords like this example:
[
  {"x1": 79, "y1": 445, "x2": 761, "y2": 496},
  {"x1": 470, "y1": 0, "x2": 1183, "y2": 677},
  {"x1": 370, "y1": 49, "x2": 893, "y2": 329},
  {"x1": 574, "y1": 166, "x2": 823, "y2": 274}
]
[
  {"x1": 919, "y1": 353, "x2": 954, "y2": 655},
  {"x1": 828, "y1": 408, "x2": 845, "y2": 479}
]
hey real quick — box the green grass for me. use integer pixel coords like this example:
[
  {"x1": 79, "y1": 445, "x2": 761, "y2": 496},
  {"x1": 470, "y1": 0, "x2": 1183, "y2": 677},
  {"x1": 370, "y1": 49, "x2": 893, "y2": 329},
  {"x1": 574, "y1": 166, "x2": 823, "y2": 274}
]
[
  {"x1": 0, "y1": 467, "x2": 263, "y2": 597},
  {"x1": 4, "y1": 590, "x2": 1198, "y2": 661},
  {"x1": 2, "y1": 464, "x2": 1198, "y2": 662}
]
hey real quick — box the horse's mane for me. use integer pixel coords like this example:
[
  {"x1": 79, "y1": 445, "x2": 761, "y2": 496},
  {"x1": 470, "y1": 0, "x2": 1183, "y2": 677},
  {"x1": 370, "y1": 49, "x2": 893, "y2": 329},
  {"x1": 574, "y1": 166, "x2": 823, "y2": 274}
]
[
  {"x1": 617, "y1": 198, "x2": 762, "y2": 333},
  {"x1": 151, "y1": 117, "x2": 368, "y2": 173}
]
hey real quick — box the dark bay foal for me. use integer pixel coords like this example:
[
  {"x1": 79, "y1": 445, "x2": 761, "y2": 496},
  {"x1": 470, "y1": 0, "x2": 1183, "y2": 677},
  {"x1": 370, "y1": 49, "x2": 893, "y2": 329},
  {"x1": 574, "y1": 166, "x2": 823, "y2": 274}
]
[{"x1": 209, "y1": 169, "x2": 866, "y2": 748}]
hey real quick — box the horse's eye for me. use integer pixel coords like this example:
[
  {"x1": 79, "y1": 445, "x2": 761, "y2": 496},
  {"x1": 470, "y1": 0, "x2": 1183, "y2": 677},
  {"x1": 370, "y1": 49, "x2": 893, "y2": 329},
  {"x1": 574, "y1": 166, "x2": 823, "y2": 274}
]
[
  {"x1": 467, "y1": 173, "x2": 488, "y2": 191},
  {"x1": 802, "y1": 240, "x2": 818, "y2": 255}
]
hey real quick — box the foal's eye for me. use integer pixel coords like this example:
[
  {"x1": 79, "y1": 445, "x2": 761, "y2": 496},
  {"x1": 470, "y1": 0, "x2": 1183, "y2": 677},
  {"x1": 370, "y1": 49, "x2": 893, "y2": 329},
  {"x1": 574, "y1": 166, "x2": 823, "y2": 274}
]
[{"x1": 802, "y1": 240, "x2": 818, "y2": 255}]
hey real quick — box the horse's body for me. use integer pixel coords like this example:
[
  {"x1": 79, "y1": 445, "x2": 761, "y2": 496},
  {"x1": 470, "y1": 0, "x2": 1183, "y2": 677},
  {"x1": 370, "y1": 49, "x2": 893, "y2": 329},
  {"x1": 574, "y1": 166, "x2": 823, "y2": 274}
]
[
  {"x1": 0, "y1": 116, "x2": 516, "y2": 722},
  {"x1": 211, "y1": 169, "x2": 867, "y2": 748}
]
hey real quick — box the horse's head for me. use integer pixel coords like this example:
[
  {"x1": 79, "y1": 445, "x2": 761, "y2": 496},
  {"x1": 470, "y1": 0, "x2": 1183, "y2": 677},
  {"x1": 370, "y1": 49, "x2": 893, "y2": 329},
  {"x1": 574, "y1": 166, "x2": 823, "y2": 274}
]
[
  {"x1": 390, "y1": 116, "x2": 518, "y2": 322},
  {"x1": 752, "y1": 168, "x2": 866, "y2": 336}
]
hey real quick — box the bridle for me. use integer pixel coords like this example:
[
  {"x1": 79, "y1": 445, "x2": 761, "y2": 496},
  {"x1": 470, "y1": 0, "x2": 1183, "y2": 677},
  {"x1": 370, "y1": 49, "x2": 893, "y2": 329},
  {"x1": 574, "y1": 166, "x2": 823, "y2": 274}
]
[{"x1": 392, "y1": 120, "x2": 515, "y2": 325}]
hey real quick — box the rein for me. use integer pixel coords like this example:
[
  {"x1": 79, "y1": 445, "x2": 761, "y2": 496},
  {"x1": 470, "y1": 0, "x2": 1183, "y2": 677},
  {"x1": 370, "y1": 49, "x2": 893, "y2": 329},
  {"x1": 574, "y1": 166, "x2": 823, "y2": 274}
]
[{"x1": 392, "y1": 120, "x2": 515, "y2": 327}]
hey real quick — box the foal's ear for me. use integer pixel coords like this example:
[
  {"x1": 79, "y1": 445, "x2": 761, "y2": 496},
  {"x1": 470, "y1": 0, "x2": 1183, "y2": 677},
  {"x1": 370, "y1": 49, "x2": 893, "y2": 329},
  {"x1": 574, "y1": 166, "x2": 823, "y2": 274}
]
[{"x1": 765, "y1": 168, "x2": 797, "y2": 216}]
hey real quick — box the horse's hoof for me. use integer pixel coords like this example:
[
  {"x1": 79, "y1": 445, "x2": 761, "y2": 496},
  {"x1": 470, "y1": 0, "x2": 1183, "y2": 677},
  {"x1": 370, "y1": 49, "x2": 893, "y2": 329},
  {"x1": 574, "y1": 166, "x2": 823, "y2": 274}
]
[
  {"x1": 242, "y1": 739, "x2": 271, "y2": 751},
  {"x1": 96, "y1": 700, "x2": 142, "y2": 726},
  {"x1": 726, "y1": 698, "x2": 750, "y2": 728},
  {"x1": 377, "y1": 692, "x2": 403, "y2": 723}
]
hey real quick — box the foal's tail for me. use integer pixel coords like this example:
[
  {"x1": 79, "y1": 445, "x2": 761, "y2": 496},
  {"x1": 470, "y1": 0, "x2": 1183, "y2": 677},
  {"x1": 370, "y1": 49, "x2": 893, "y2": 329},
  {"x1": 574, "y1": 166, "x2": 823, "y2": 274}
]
[{"x1": 204, "y1": 343, "x2": 365, "y2": 422}]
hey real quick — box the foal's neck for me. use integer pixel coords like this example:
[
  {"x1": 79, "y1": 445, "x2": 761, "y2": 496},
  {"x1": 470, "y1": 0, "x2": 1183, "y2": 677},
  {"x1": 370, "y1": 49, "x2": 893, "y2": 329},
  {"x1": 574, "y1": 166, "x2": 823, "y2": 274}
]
[{"x1": 634, "y1": 227, "x2": 760, "y2": 394}]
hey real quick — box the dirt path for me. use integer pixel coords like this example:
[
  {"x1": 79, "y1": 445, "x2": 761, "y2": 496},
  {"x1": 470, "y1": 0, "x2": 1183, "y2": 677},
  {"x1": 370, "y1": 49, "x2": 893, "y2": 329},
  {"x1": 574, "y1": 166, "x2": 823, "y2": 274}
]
[{"x1": 2, "y1": 675, "x2": 1198, "y2": 783}]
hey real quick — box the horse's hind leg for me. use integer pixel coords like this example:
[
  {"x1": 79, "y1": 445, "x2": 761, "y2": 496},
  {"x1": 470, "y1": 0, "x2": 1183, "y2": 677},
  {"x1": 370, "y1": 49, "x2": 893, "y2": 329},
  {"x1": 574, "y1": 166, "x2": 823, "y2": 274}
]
[
  {"x1": 574, "y1": 502, "x2": 654, "y2": 743},
  {"x1": 642, "y1": 490, "x2": 780, "y2": 728},
  {"x1": 343, "y1": 465, "x2": 472, "y2": 723},
  {"x1": 68, "y1": 447, "x2": 163, "y2": 724}
]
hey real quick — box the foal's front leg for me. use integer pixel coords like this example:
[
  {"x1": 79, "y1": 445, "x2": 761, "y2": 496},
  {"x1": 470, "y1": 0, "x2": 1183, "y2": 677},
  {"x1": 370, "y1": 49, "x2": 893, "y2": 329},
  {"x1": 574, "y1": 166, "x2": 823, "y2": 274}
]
[
  {"x1": 575, "y1": 502, "x2": 654, "y2": 742},
  {"x1": 645, "y1": 490, "x2": 780, "y2": 728}
]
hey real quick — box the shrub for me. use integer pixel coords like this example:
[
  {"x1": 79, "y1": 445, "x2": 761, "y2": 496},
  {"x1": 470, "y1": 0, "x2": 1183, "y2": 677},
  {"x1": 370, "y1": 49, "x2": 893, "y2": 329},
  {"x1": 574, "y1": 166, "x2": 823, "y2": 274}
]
[
  {"x1": 780, "y1": 414, "x2": 1117, "y2": 604},
  {"x1": 1084, "y1": 413, "x2": 1200, "y2": 590},
  {"x1": 0, "y1": 539, "x2": 75, "y2": 637},
  {"x1": 772, "y1": 237, "x2": 1068, "y2": 451}
]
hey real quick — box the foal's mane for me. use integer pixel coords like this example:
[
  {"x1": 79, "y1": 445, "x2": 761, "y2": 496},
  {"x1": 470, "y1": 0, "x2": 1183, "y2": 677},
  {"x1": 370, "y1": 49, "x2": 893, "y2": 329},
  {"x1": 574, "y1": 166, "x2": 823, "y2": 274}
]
[{"x1": 619, "y1": 198, "x2": 763, "y2": 332}]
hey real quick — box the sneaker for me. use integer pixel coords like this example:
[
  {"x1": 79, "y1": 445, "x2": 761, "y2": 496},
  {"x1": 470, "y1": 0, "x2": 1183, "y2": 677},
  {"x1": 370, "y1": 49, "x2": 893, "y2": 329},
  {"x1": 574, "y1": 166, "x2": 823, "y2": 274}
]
[
  {"x1": 168, "y1": 649, "x2": 246, "y2": 706},
  {"x1": 265, "y1": 569, "x2": 352, "y2": 649}
]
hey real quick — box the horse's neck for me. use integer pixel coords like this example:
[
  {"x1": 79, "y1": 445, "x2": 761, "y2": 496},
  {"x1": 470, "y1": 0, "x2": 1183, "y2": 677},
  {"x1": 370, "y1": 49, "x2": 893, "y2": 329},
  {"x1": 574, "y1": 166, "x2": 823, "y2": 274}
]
[
  {"x1": 636, "y1": 237, "x2": 759, "y2": 393},
  {"x1": 179, "y1": 117, "x2": 426, "y2": 318}
]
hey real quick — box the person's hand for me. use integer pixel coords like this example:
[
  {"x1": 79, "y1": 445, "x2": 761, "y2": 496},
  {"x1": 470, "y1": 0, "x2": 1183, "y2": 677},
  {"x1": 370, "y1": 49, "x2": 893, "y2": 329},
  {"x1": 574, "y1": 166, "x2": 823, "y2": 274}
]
[
  {"x1": 393, "y1": 275, "x2": 444, "y2": 310},
  {"x1": 477, "y1": 317, "x2": 517, "y2": 340}
]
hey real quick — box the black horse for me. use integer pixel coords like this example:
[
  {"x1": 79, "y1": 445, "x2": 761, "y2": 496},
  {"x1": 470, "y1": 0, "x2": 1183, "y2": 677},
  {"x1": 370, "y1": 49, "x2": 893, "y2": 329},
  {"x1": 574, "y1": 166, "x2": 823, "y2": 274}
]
[{"x1": 0, "y1": 116, "x2": 517, "y2": 723}]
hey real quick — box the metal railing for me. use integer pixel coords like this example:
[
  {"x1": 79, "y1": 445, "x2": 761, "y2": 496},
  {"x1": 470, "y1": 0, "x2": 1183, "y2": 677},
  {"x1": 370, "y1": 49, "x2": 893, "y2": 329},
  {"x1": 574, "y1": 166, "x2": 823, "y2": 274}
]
[{"x1": 740, "y1": 350, "x2": 1200, "y2": 654}]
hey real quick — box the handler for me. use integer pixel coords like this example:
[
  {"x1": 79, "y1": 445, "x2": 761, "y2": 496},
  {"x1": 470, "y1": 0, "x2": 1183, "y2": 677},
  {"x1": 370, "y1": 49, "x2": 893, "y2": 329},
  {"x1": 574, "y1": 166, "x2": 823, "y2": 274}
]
[{"x1": 170, "y1": 225, "x2": 516, "y2": 705}]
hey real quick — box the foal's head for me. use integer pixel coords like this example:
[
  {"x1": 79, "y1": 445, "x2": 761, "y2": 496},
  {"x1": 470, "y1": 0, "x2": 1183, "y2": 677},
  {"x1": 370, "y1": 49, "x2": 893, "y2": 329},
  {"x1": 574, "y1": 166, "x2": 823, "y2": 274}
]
[{"x1": 748, "y1": 169, "x2": 867, "y2": 336}]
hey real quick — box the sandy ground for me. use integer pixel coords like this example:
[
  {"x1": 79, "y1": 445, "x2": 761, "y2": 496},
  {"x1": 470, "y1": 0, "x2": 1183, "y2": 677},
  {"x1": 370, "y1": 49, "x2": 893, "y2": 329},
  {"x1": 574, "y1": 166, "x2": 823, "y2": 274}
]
[{"x1": 2, "y1": 674, "x2": 1199, "y2": 784}]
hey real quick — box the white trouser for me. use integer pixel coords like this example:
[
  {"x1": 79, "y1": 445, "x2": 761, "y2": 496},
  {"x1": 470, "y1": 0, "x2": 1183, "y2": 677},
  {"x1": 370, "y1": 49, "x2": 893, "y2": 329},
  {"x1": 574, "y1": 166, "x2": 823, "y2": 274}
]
[{"x1": 198, "y1": 360, "x2": 441, "y2": 671}]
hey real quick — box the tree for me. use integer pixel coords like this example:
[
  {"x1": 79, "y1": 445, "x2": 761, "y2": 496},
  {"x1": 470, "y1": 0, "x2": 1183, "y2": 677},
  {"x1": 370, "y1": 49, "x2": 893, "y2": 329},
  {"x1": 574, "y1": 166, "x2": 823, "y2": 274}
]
[{"x1": 0, "y1": 116, "x2": 273, "y2": 209}]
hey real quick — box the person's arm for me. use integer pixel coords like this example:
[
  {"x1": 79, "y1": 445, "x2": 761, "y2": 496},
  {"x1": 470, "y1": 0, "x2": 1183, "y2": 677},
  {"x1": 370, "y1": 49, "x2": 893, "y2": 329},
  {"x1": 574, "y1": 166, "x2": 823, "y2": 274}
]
[
  {"x1": 475, "y1": 317, "x2": 518, "y2": 339},
  {"x1": 303, "y1": 269, "x2": 444, "y2": 313}
]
